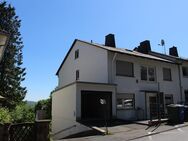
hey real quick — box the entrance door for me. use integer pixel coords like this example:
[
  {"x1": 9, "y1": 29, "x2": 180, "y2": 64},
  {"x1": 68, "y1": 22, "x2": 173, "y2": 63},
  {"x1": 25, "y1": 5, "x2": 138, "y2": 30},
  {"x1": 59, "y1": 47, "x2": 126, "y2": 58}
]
[
  {"x1": 146, "y1": 93, "x2": 158, "y2": 119},
  {"x1": 81, "y1": 91, "x2": 112, "y2": 120}
]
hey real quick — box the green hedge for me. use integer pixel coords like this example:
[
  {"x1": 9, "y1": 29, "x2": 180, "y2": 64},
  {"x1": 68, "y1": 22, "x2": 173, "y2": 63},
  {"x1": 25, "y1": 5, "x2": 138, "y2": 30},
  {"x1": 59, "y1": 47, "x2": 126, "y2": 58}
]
[{"x1": 0, "y1": 102, "x2": 35, "y2": 124}]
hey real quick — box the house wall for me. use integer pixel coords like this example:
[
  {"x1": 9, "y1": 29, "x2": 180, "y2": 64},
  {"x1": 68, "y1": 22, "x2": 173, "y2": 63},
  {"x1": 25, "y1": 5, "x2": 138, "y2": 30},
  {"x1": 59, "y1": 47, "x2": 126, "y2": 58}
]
[
  {"x1": 58, "y1": 41, "x2": 108, "y2": 88},
  {"x1": 181, "y1": 61, "x2": 188, "y2": 101},
  {"x1": 52, "y1": 84, "x2": 90, "y2": 139},
  {"x1": 76, "y1": 82, "x2": 116, "y2": 119},
  {"x1": 109, "y1": 52, "x2": 181, "y2": 120}
]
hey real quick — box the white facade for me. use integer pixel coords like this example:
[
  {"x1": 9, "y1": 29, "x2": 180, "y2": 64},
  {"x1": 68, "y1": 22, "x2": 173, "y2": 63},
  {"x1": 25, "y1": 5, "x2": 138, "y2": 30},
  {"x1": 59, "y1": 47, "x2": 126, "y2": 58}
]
[
  {"x1": 110, "y1": 53, "x2": 181, "y2": 120},
  {"x1": 58, "y1": 41, "x2": 108, "y2": 88},
  {"x1": 52, "y1": 39, "x2": 188, "y2": 139},
  {"x1": 52, "y1": 84, "x2": 92, "y2": 139},
  {"x1": 181, "y1": 61, "x2": 188, "y2": 101}
]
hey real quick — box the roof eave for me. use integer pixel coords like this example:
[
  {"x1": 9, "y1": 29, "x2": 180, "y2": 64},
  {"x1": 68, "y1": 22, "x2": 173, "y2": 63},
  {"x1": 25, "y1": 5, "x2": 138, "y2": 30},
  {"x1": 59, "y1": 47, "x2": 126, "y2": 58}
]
[{"x1": 56, "y1": 39, "x2": 78, "y2": 75}]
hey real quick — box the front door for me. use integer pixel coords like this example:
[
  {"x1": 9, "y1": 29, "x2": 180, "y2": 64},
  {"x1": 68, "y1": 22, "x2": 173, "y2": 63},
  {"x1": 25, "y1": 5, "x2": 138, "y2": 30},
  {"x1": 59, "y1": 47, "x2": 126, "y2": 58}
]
[{"x1": 146, "y1": 93, "x2": 158, "y2": 119}]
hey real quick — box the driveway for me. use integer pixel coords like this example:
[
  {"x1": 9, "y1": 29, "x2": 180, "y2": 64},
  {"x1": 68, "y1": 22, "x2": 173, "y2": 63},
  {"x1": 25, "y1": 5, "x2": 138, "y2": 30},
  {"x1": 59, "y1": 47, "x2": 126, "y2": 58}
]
[
  {"x1": 57, "y1": 122, "x2": 188, "y2": 141},
  {"x1": 133, "y1": 125, "x2": 188, "y2": 141}
]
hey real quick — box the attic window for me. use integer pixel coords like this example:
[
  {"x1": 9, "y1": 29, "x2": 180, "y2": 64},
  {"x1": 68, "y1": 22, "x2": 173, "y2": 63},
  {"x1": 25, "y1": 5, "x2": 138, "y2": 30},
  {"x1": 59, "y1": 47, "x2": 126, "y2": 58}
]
[{"x1": 75, "y1": 49, "x2": 79, "y2": 59}]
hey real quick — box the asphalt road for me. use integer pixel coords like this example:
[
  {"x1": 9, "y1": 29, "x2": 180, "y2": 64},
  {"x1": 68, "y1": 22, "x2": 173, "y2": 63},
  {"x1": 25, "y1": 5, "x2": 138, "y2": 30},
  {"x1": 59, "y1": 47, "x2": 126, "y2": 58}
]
[{"x1": 133, "y1": 126, "x2": 188, "y2": 141}]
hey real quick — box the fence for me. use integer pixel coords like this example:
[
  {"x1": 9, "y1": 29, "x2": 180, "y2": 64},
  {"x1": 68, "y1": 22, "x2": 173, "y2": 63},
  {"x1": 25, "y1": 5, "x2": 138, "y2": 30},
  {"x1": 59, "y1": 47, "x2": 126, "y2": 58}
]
[{"x1": 0, "y1": 120, "x2": 50, "y2": 141}]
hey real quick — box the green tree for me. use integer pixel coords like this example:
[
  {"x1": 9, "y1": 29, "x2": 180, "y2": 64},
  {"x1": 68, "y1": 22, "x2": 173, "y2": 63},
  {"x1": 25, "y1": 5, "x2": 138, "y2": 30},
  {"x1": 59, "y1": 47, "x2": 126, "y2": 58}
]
[
  {"x1": 0, "y1": 2, "x2": 26, "y2": 108},
  {"x1": 0, "y1": 108, "x2": 12, "y2": 123},
  {"x1": 11, "y1": 102, "x2": 35, "y2": 123},
  {"x1": 35, "y1": 95, "x2": 52, "y2": 119}
]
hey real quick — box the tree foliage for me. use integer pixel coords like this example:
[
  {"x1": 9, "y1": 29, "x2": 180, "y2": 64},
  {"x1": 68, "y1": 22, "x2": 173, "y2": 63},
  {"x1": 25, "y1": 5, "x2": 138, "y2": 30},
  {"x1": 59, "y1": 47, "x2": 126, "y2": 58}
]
[
  {"x1": 35, "y1": 95, "x2": 52, "y2": 119},
  {"x1": 0, "y1": 108, "x2": 12, "y2": 123},
  {"x1": 11, "y1": 102, "x2": 35, "y2": 123},
  {"x1": 0, "y1": 102, "x2": 35, "y2": 124},
  {"x1": 0, "y1": 2, "x2": 26, "y2": 108}
]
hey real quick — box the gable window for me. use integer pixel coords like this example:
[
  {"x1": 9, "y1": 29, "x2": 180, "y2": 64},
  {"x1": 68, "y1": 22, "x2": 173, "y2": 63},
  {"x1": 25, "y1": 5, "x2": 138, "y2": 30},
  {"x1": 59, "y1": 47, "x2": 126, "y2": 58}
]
[
  {"x1": 76, "y1": 70, "x2": 79, "y2": 80},
  {"x1": 117, "y1": 93, "x2": 135, "y2": 109},
  {"x1": 116, "y1": 60, "x2": 134, "y2": 77},
  {"x1": 141, "y1": 66, "x2": 156, "y2": 81},
  {"x1": 163, "y1": 68, "x2": 172, "y2": 81},
  {"x1": 182, "y1": 67, "x2": 188, "y2": 77},
  {"x1": 75, "y1": 49, "x2": 79, "y2": 59}
]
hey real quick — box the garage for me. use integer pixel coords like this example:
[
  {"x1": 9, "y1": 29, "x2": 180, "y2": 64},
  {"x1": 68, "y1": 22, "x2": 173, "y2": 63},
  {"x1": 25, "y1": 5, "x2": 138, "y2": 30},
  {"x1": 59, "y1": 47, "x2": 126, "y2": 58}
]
[{"x1": 81, "y1": 91, "x2": 112, "y2": 120}]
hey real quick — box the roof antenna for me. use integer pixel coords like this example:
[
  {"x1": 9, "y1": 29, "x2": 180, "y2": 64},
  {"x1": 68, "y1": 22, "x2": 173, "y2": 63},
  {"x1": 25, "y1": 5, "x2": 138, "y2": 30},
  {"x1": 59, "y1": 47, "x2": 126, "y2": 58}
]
[{"x1": 158, "y1": 39, "x2": 166, "y2": 54}]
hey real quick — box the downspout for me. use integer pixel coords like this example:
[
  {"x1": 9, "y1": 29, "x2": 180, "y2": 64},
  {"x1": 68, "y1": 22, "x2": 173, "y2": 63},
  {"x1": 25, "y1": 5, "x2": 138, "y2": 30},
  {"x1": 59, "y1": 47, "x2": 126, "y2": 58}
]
[
  {"x1": 178, "y1": 63, "x2": 183, "y2": 103},
  {"x1": 111, "y1": 52, "x2": 117, "y2": 118},
  {"x1": 111, "y1": 52, "x2": 117, "y2": 83}
]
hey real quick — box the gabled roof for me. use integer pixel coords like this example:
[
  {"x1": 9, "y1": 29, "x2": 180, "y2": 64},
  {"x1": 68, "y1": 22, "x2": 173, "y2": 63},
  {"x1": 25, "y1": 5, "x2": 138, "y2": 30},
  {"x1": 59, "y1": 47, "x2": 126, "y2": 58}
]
[
  {"x1": 89, "y1": 42, "x2": 175, "y2": 63},
  {"x1": 149, "y1": 51, "x2": 188, "y2": 63},
  {"x1": 56, "y1": 39, "x2": 176, "y2": 75}
]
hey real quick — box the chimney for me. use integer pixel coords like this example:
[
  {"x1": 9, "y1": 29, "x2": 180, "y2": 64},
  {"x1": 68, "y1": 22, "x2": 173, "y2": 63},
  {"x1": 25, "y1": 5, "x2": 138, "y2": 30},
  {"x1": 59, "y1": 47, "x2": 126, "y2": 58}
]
[
  {"x1": 137, "y1": 40, "x2": 151, "y2": 54},
  {"x1": 105, "y1": 34, "x2": 116, "y2": 47},
  {"x1": 169, "y1": 46, "x2": 178, "y2": 57}
]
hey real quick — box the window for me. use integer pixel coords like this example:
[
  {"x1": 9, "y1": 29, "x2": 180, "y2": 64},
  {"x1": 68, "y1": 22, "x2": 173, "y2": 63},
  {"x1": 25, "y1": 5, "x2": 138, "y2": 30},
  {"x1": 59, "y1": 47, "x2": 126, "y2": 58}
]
[
  {"x1": 185, "y1": 90, "x2": 188, "y2": 105},
  {"x1": 76, "y1": 70, "x2": 79, "y2": 80},
  {"x1": 182, "y1": 67, "x2": 188, "y2": 77},
  {"x1": 141, "y1": 66, "x2": 147, "y2": 80},
  {"x1": 116, "y1": 60, "x2": 134, "y2": 77},
  {"x1": 117, "y1": 94, "x2": 135, "y2": 109},
  {"x1": 141, "y1": 66, "x2": 156, "y2": 81},
  {"x1": 148, "y1": 67, "x2": 155, "y2": 81},
  {"x1": 75, "y1": 49, "x2": 79, "y2": 59},
  {"x1": 163, "y1": 68, "x2": 172, "y2": 81},
  {"x1": 165, "y1": 94, "x2": 173, "y2": 107}
]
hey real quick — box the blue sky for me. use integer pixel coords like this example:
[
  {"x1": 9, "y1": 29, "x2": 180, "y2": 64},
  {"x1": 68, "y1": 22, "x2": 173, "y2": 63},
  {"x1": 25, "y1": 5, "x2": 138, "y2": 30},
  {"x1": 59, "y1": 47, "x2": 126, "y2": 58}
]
[{"x1": 6, "y1": 0, "x2": 188, "y2": 101}]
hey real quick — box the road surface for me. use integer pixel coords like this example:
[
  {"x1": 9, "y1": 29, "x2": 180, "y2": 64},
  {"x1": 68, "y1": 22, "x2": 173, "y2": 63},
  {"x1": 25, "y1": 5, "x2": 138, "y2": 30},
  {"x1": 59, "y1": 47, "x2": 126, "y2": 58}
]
[{"x1": 133, "y1": 126, "x2": 188, "y2": 141}]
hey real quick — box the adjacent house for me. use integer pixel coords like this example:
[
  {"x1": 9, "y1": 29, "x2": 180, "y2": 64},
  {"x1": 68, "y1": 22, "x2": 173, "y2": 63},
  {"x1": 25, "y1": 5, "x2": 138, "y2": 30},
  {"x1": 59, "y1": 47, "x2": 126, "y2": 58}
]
[{"x1": 52, "y1": 34, "x2": 188, "y2": 139}]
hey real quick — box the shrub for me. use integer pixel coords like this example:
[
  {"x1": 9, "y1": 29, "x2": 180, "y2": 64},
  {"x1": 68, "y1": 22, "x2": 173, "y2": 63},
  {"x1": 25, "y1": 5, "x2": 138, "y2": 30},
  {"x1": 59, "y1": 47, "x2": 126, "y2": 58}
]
[
  {"x1": 0, "y1": 108, "x2": 12, "y2": 124},
  {"x1": 11, "y1": 102, "x2": 35, "y2": 123}
]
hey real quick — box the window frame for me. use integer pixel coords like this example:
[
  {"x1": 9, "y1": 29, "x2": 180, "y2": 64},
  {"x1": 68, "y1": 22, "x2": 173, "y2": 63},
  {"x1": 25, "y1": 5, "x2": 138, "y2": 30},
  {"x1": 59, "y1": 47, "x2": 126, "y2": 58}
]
[
  {"x1": 116, "y1": 93, "x2": 135, "y2": 110},
  {"x1": 76, "y1": 70, "x2": 79, "y2": 80},
  {"x1": 182, "y1": 66, "x2": 188, "y2": 77},
  {"x1": 116, "y1": 60, "x2": 134, "y2": 77},
  {"x1": 75, "y1": 49, "x2": 79, "y2": 59},
  {"x1": 163, "y1": 68, "x2": 172, "y2": 81},
  {"x1": 140, "y1": 66, "x2": 156, "y2": 82}
]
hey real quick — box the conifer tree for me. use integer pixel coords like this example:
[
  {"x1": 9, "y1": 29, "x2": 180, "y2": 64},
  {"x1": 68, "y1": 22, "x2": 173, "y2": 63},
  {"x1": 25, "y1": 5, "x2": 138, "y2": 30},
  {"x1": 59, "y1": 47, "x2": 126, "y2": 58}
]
[{"x1": 0, "y1": 2, "x2": 26, "y2": 108}]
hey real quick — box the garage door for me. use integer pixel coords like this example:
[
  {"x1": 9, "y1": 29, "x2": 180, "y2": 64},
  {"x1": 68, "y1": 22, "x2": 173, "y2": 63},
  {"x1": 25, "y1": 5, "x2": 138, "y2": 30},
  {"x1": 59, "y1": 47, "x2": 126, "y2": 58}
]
[{"x1": 81, "y1": 91, "x2": 112, "y2": 120}]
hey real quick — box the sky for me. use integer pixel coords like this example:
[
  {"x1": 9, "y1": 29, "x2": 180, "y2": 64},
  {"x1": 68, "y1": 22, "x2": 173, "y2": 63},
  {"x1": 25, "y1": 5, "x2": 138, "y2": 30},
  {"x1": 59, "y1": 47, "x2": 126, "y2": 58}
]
[{"x1": 5, "y1": 0, "x2": 188, "y2": 101}]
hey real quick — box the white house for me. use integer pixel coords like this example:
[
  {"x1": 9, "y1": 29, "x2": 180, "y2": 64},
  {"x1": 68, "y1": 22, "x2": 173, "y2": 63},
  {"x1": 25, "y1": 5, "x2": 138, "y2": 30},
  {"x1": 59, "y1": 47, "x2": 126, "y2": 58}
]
[{"x1": 52, "y1": 34, "x2": 188, "y2": 139}]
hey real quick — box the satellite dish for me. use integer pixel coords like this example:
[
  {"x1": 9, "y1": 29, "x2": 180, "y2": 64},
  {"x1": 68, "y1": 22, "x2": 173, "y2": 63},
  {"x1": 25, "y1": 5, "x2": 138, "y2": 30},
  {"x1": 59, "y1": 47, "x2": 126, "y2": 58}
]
[
  {"x1": 161, "y1": 39, "x2": 165, "y2": 46},
  {"x1": 158, "y1": 39, "x2": 166, "y2": 54}
]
